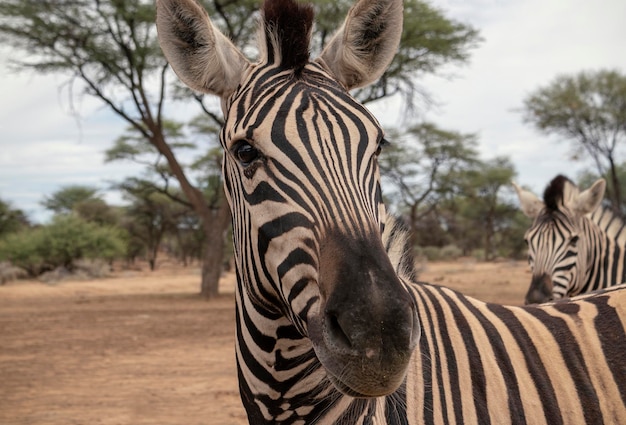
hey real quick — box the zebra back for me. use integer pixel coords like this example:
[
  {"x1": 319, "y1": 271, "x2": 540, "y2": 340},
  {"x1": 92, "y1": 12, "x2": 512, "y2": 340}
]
[{"x1": 405, "y1": 280, "x2": 626, "y2": 424}]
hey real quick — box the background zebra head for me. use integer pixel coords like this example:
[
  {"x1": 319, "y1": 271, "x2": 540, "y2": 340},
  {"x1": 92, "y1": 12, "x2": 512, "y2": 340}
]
[
  {"x1": 514, "y1": 175, "x2": 606, "y2": 304},
  {"x1": 157, "y1": 0, "x2": 419, "y2": 399}
]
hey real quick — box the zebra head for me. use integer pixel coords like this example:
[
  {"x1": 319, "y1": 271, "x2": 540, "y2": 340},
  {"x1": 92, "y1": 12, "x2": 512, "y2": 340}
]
[
  {"x1": 157, "y1": 0, "x2": 419, "y2": 400},
  {"x1": 514, "y1": 175, "x2": 606, "y2": 304}
]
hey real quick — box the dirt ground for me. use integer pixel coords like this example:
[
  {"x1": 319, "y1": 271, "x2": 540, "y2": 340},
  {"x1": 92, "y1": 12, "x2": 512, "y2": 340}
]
[{"x1": 0, "y1": 259, "x2": 530, "y2": 425}]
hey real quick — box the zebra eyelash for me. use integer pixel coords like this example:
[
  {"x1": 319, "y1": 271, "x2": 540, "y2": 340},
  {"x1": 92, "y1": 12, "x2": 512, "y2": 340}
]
[
  {"x1": 375, "y1": 137, "x2": 390, "y2": 156},
  {"x1": 231, "y1": 139, "x2": 262, "y2": 166},
  {"x1": 230, "y1": 139, "x2": 266, "y2": 179}
]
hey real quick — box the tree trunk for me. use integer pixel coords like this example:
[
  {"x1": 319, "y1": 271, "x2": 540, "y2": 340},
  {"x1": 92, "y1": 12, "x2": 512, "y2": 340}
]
[
  {"x1": 484, "y1": 211, "x2": 495, "y2": 261},
  {"x1": 608, "y1": 158, "x2": 623, "y2": 217},
  {"x1": 409, "y1": 203, "x2": 418, "y2": 249},
  {"x1": 148, "y1": 130, "x2": 232, "y2": 298},
  {"x1": 199, "y1": 200, "x2": 232, "y2": 298}
]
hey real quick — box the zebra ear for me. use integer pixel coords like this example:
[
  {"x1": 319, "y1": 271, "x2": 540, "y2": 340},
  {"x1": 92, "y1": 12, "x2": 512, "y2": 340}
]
[
  {"x1": 318, "y1": 0, "x2": 403, "y2": 90},
  {"x1": 574, "y1": 178, "x2": 606, "y2": 215},
  {"x1": 513, "y1": 183, "x2": 544, "y2": 218},
  {"x1": 156, "y1": 0, "x2": 249, "y2": 99}
]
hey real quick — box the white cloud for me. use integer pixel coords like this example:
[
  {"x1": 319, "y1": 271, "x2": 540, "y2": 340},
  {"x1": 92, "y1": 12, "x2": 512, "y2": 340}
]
[
  {"x1": 0, "y1": 64, "x2": 142, "y2": 222},
  {"x1": 414, "y1": 0, "x2": 626, "y2": 195}
]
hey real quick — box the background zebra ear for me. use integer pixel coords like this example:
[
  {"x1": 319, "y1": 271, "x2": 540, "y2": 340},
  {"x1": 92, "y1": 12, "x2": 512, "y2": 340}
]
[
  {"x1": 318, "y1": 0, "x2": 403, "y2": 90},
  {"x1": 156, "y1": 0, "x2": 249, "y2": 99},
  {"x1": 513, "y1": 183, "x2": 544, "y2": 218},
  {"x1": 574, "y1": 178, "x2": 606, "y2": 215}
]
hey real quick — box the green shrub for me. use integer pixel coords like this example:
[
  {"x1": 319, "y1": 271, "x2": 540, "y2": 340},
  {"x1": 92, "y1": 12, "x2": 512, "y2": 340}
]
[
  {"x1": 471, "y1": 248, "x2": 485, "y2": 261},
  {"x1": 414, "y1": 244, "x2": 463, "y2": 261},
  {"x1": 0, "y1": 230, "x2": 46, "y2": 276},
  {"x1": 418, "y1": 246, "x2": 442, "y2": 261},
  {"x1": 0, "y1": 215, "x2": 127, "y2": 276},
  {"x1": 440, "y1": 244, "x2": 463, "y2": 260}
]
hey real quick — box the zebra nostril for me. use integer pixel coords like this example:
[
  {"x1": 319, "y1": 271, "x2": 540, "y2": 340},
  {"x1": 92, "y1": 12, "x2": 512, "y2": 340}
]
[{"x1": 325, "y1": 311, "x2": 352, "y2": 350}]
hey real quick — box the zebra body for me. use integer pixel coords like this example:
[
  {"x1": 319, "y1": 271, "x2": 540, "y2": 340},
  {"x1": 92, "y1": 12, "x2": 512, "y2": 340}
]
[
  {"x1": 237, "y1": 261, "x2": 626, "y2": 424},
  {"x1": 514, "y1": 175, "x2": 626, "y2": 304},
  {"x1": 156, "y1": 1, "x2": 626, "y2": 423},
  {"x1": 407, "y1": 282, "x2": 626, "y2": 425}
]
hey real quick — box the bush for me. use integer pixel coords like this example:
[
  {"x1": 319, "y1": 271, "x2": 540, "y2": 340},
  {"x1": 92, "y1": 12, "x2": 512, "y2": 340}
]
[
  {"x1": 0, "y1": 215, "x2": 127, "y2": 276},
  {"x1": 0, "y1": 261, "x2": 28, "y2": 284},
  {"x1": 440, "y1": 244, "x2": 463, "y2": 260},
  {"x1": 415, "y1": 244, "x2": 463, "y2": 261},
  {"x1": 416, "y1": 246, "x2": 442, "y2": 261},
  {"x1": 0, "y1": 229, "x2": 46, "y2": 276},
  {"x1": 471, "y1": 248, "x2": 486, "y2": 261}
]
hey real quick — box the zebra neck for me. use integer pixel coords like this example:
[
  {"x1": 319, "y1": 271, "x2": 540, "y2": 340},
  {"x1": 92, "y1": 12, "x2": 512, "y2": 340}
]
[
  {"x1": 580, "y1": 217, "x2": 622, "y2": 294},
  {"x1": 234, "y1": 273, "x2": 411, "y2": 423},
  {"x1": 406, "y1": 282, "x2": 548, "y2": 423},
  {"x1": 591, "y1": 206, "x2": 626, "y2": 240}
]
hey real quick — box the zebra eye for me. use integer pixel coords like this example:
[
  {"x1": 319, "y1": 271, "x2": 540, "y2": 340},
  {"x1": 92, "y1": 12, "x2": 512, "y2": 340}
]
[
  {"x1": 375, "y1": 138, "x2": 390, "y2": 156},
  {"x1": 569, "y1": 235, "x2": 579, "y2": 247},
  {"x1": 233, "y1": 141, "x2": 259, "y2": 166}
]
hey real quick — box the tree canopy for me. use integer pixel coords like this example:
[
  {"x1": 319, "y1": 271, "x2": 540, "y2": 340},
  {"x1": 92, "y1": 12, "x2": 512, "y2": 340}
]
[
  {"x1": 522, "y1": 69, "x2": 626, "y2": 215},
  {"x1": 0, "y1": 199, "x2": 29, "y2": 237},
  {"x1": 0, "y1": 0, "x2": 481, "y2": 293},
  {"x1": 380, "y1": 122, "x2": 478, "y2": 246},
  {"x1": 40, "y1": 185, "x2": 101, "y2": 215}
]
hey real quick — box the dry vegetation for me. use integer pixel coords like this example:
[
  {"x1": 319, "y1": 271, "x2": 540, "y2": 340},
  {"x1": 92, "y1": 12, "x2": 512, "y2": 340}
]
[{"x1": 0, "y1": 260, "x2": 529, "y2": 424}]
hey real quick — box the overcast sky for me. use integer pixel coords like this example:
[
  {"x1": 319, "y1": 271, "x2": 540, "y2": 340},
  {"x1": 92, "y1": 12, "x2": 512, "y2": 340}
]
[{"x1": 1, "y1": 0, "x2": 626, "y2": 224}]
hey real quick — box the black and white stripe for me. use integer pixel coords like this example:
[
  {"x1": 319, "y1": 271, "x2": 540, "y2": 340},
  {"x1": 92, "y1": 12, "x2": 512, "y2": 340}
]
[
  {"x1": 157, "y1": 1, "x2": 626, "y2": 423},
  {"x1": 515, "y1": 175, "x2": 626, "y2": 304}
]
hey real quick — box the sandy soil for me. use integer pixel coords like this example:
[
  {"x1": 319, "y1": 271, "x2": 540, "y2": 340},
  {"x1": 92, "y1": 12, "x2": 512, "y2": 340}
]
[{"x1": 0, "y1": 259, "x2": 530, "y2": 425}]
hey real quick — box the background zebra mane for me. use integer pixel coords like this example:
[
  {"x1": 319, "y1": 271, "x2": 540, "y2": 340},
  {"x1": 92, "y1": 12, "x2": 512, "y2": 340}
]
[
  {"x1": 543, "y1": 175, "x2": 625, "y2": 240},
  {"x1": 543, "y1": 174, "x2": 573, "y2": 211},
  {"x1": 261, "y1": 0, "x2": 314, "y2": 72}
]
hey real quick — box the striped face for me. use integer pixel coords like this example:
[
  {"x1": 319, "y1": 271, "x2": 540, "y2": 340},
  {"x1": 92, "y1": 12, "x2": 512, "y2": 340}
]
[
  {"x1": 515, "y1": 175, "x2": 609, "y2": 304},
  {"x1": 524, "y1": 211, "x2": 585, "y2": 304},
  {"x1": 156, "y1": 0, "x2": 415, "y2": 410},
  {"x1": 221, "y1": 62, "x2": 419, "y2": 397},
  {"x1": 221, "y1": 62, "x2": 386, "y2": 312}
]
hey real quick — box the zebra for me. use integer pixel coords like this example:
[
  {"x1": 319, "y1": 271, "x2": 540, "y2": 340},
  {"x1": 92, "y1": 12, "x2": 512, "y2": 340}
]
[
  {"x1": 156, "y1": 0, "x2": 626, "y2": 423},
  {"x1": 514, "y1": 174, "x2": 626, "y2": 304}
]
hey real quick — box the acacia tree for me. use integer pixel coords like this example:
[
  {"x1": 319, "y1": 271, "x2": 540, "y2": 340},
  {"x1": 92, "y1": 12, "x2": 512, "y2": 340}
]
[
  {"x1": 0, "y1": 0, "x2": 480, "y2": 296},
  {"x1": 578, "y1": 163, "x2": 626, "y2": 212},
  {"x1": 115, "y1": 179, "x2": 184, "y2": 271},
  {"x1": 379, "y1": 122, "x2": 478, "y2": 247},
  {"x1": 40, "y1": 185, "x2": 118, "y2": 225},
  {"x1": 41, "y1": 185, "x2": 101, "y2": 215},
  {"x1": 0, "y1": 0, "x2": 233, "y2": 297},
  {"x1": 0, "y1": 199, "x2": 29, "y2": 237},
  {"x1": 522, "y1": 69, "x2": 626, "y2": 215},
  {"x1": 453, "y1": 157, "x2": 517, "y2": 260},
  {"x1": 106, "y1": 120, "x2": 224, "y2": 267}
]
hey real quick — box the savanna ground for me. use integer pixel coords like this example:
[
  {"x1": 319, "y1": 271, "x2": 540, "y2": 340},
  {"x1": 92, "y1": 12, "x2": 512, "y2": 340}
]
[{"x1": 0, "y1": 259, "x2": 529, "y2": 425}]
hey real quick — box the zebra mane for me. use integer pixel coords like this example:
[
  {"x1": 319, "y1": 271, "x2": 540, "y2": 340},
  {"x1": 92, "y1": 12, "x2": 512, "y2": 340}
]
[
  {"x1": 543, "y1": 174, "x2": 575, "y2": 211},
  {"x1": 382, "y1": 215, "x2": 418, "y2": 282},
  {"x1": 543, "y1": 175, "x2": 624, "y2": 239},
  {"x1": 261, "y1": 0, "x2": 314, "y2": 72}
]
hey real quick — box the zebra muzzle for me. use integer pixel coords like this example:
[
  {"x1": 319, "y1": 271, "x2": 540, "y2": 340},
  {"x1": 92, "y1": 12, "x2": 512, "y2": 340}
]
[
  {"x1": 309, "y1": 230, "x2": 420, "y2": 397},
  {"x1": 525, "y1": 273, "x2": 554, "y2": 304}
]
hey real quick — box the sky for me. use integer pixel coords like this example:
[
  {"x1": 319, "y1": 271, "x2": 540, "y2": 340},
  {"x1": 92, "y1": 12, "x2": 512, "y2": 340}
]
[{"x1": 1, "y1": 0, "x2": 626, "y2": 224}]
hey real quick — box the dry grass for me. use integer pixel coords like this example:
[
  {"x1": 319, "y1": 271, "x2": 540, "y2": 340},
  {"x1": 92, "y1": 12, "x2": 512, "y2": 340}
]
[{"x1": 0, "y1": 260, "x2": 529, "y2": 424}]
